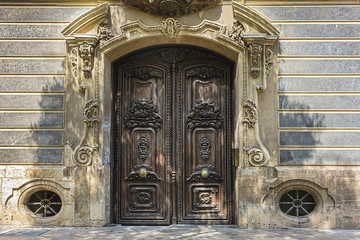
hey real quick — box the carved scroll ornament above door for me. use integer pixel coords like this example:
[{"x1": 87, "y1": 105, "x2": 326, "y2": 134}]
[{"x1": 62, "y1": 2, "x2": 279, "y2": 167}]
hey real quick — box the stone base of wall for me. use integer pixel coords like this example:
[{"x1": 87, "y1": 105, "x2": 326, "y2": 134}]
[{"x1": 236, "y1": 166, "x2": 360, "y2": 229}]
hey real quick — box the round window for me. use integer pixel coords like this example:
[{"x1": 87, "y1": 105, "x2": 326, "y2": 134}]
[
  {"x1": 279, "y1": 189, "x2": 316, "y2": 217},
  {"x1": 26, "y1": 190, "x2": 62, "y2": 217}
]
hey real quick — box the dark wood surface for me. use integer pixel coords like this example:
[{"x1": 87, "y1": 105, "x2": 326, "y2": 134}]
[{"x1": 114, "y1": 46, "x2": 233, "y2": 225}]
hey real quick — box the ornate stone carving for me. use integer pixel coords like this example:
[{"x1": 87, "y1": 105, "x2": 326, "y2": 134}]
[
  {"x1": 78, "y1": 41, "x2": 95, "y2": 79},
  {"x1": 187, "y1": 99, "x2": 223, "y2": 129},
  {"x1": 199, "y1": 193, "x2": 212, "y2": 204},
  {"x1": 97, "y1": 19, "x2": 114, "y2": 44},
  {"x1": 160, "y1": 18, "x2": 182, "y2": 37},
  {"x1": 122, "y1": 0, "x2": 220, "y2": 17},
  {"x1": 244, "y1": 145, "x2": 265, "y2": 167},
  {"x1": 228, "y1": 20, "x2": 245, "y2": 44},
  {"x1": 70, "y1": 47, "x2": 78, "y2": 77},
  {"x1": 138, "y1": 137, "x2": 150, "y2": 161},
  {"x1": 248, "y1": 42, "x2": 262, "y2": 78},
  {"x1": 125, "y1": 99, "x2": 163, "y2": 129},
  {"x1": 74, "y1": 144, "x2": 97, "y2": 166},
  {"x1": 128, "y1": 67, "x2": 162, "y2": 81},
  {"x1": 242, "y1": 98, "x2": 257, "y2": 128},
  {"x1": 265, "y1": 48, "x2": 274, "y2": 79},
  {"x1": 83, "y1": 99, "x2": 100, "y2": 127},
  {"x1": 199, "y1": 137, "x2": 211, "y2": 161},
  {"x1": 187, "y1": 164, "x2": 224, "y2": 182},
  {"x1": 126, "y1": 165, "x2": 161, "y2": 181},
  {"x1": 186, "y1": 66, "x2": 223, "y2": 80}
]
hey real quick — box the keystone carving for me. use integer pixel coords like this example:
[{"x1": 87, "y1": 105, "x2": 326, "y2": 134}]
[
  {"x1": 160, "y1": 18, "x2": 182, "y2": 37},
  {"x1": 248, "y1": 42, "x2": 262, "y2": 79},
  {"x1": 97, "y1": 19, "x2": 114, "y2": 44},
  {"x1": 122, "y1": 0, "x2": 220, "y2": 17}
]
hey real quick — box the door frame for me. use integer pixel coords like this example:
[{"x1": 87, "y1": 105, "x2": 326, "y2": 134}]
[{"x1": 111, "y1": 45, "x2": 235, "y2": 224}]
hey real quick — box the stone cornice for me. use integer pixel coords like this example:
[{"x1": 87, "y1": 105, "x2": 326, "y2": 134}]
[{"x1": 62, "y1": 2, "x2": 109, "y2": 38}]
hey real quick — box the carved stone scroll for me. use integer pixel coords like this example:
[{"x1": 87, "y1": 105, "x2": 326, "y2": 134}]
[
  {"x1": 242, "y1": 98, "x2": 257, "y2": 128},
  {"x1": 265, "y1": 48, "x2": 274, "y2": 80},
  {"x1": 228, "y1": 20, "x2": 245, "y2": 44}
]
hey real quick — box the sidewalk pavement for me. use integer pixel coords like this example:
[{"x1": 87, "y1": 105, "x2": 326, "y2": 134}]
[{"x1": 1, "y1": 225, "x2": 360, "y2": 240}]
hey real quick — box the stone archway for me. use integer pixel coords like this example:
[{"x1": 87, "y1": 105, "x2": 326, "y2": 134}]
[{"x1": 61, "y1": 2, "x2": 278, "y2": 225}]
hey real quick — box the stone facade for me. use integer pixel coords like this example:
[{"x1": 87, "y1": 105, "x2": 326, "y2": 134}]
[{"x1": 0, "y1": 0, "x2": 359, "y2": 228}]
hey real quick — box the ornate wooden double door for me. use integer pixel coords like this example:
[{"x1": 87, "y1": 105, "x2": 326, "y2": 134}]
[{"x1": 114, "y1": 46, "x2": 233, "y2": 225}]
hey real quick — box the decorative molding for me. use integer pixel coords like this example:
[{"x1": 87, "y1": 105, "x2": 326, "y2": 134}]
[
  {"x1": 242, "y1": 98, "x2": 270, "y2": 167},
  {"x1": 127, "y1": 67, "x2": 162, "y2": 81},
  {"x1": 83, "y1": 99, "x2": 100, "y2": 127},
  {"x1": 248, "y1": 42, "x2": 262, "y2": 79},
  {"x1": 126, "y1": 165, "x2": 161, "y2": 181},
  {"x1": 78, "y1": 41, "x2": 95, "y2": 79},
  {"x1": 265, "y1": 47, "x2": 274, "y2": 80},
  {"x1": 187, "y1": 164, "x2": 223, "y2": 182},
  {"x1": 187, "y1": 99, "x2": 223, "y2": 129},
  {"x1": 161, "y1": 48, "x2": 186, "y2": 63},
  {"x1": 125, "y1": 99, "x2": 163, "y2": 129},
  {"x1": 70, "y1": 47, "x2": 78, "y2": 77},
  {"x1": 122, "y1": 0, "x2": 221, "y2": 17},
  {"x1": 232, "y1": 2, "x2": 279, "y2": 36},
  {"x1": 242, "y1": 98, "x2": 257, "y2": 128},
  {"x1": 160, "y1": 18, "x2": 182, "y2": 37},
  {"x1": 228, "y1": 20, "x2": 245, "y2": 44},
  {"x1": 138, "y1": 137, "x2": 150, "y2": 161},
  {"x1": 97, "y1": 19, "x2": 114, "y2": 45},
  {"x1": 62, "y1": 3, "x2": 110, "y2": 38},
  {"x1": 199, "y1": 137, "x2": 211, "y2": 161}
]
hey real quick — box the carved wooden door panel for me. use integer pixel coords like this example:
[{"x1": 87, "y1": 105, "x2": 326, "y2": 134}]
[{"x1": 114, "y1": 46, "x2": 233, "y2": 225}]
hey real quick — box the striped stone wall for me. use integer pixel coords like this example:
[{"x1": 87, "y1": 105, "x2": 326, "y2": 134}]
[
  {"x1": 0, "y1": 6, "x2": 93, "y2": 165},
  {"x1": 250, "y1": 4, "x2": 360, "y2": 165}
]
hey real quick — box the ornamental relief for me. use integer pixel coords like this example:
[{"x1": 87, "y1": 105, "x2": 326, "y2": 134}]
[
  {"x1": 63, "y1": 2, "x2": 279, "y2": 167},
  {"x1": 122, "y1": 0, "x2": 221, "y2": 17}
]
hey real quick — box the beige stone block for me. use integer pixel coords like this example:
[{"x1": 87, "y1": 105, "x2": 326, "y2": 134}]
[
  {"x1": 5, "y1": 166, "x2": 28, "y2": 178},
  {"x1": 0, "y1": 148, "x2": 63, "y2": 164},
  {"x1": 0, "y1": 166, "x2": 6, "y2": 177},
  {"x1": 25, "y1": 168, "x2": 63, "y2": 178},
  {"x1": 0, "y1": 41, "x2": 66, "y2": 56}
]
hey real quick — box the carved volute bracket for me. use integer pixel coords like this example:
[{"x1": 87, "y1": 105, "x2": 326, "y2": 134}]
[
  {"x1": 62, "y1": 3, "x2": 113, "y2": 166},
  {"x1": 62, "y1": 2, "x2": 279, "y2": 168}
]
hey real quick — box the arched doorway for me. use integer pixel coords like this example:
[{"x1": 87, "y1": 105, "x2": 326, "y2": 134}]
[{"x1": 112, "y1": 45, "x2": 234, "y2": 225}]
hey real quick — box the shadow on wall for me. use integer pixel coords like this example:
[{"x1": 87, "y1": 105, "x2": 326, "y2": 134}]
[{"x1": 279, "y1": 100, "x2": 325, "y2": 165}]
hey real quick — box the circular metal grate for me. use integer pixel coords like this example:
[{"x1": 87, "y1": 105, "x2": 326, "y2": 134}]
[
  {"x1": 279, "y1": 189, "x2": 316, "y2": 217},
  {"x1": 26, "y1": 190, "x2": 62, "y2": 217}
]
